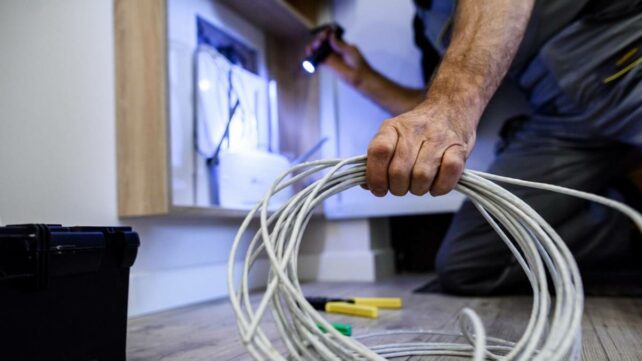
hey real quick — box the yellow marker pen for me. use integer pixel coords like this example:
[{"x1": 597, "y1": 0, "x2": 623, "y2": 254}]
[
  {"x1": 325, "y1": 302, "x2": 378, "y2": 319},
  {"x1": 351, "y1": 297, "x2": 403, "y2": 309}
]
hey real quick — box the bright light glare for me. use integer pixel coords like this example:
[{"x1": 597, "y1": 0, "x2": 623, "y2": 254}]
[
  {"x1": 198, "y1": 79, "x2": 211, "y2": 91},
  {"x1": 302, "y1": 60, "x2": 316, "y2": 74}
]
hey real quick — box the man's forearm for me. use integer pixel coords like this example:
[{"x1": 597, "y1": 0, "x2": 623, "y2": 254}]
[
  {"x1": 365, "y1": 0, "x2": 534, "y2": 198},
  {"x1": 357, "y1": 0, "x2": 533, "y2": 119},
  {"x1": 427, "y1": 0, "x2": 534, "y2": 123},
  {"x1": 356, "y1": 70, "x2": 426, "y2": 116}
]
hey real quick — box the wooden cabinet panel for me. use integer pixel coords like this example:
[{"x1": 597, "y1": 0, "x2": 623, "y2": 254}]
[
  {"x1": 115, "y1": 0, "x2": 170, "y2": 217},
  {"x1": 115, "y1": 0, "x2": 325, "y2": 218}
]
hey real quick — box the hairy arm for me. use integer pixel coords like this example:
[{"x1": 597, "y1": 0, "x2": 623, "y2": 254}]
[
  {"x1": 431, "y1": 0, "x2": 533, "y2": 122},
  {"x1": 308, "y1": 32, "x2": 426, "y2": 116},
  {"x1": 356, "y1": 68, "x2": 426, "y2": 116},
  {"x1": 366, "y1": 0, "x2": 534, "y2": 197}
]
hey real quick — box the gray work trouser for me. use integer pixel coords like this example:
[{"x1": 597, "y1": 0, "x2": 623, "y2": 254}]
[
  {"x1": 435, "y1": 128, "x2": 640, "y2": 295},
  {"x1": 428, "y1": 5, "x2": 642, "y2": 294},
  {"x1": 436, "y1": 10, "x2": 642, "y2": 295}
]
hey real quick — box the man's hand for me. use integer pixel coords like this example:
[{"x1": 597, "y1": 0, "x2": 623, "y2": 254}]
[
  {"x1": 306, "y1": 30, "x2": 374, "y2": 88},
  {"x1": 306, "y1": 30, "x2": 426, "y2": 115},
  {"x1": 365, "y1": 0, "x2": 534, "y2": 197},
  {"x1": 366, "y1": 96, "x2": 477, "y2": 197}
]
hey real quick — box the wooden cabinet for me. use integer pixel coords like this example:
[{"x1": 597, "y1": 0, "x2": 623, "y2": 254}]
[{"x1": 114, "y1": 0, "x2": 326, "y2": 218}]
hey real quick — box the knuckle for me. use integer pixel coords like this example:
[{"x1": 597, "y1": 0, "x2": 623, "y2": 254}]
[
  {"x1": 443, "y1": 157, "x2": 464, "y2": 174},
  {"x1": 382, "y1": 118, "x2": 397, "y2": 127},
  {"x1": 379, "y1": 120, "x2": 392, "y2": 129},
  {"x1": 431, "y1": 133, "x2": 447, "y2": 144},
  {"x1": 410, "y1": 168, "x2": 433, "y2": 196},
  {"x1": 407, "y1": 120, "x2": 427, "y2": 133},
  {"x1": 368, "y1": 142, "x2": 393, "y2": 158},
  {"x1": 388, "y1": 164, "x2": 407, "y2": 180},
  {"x1": 412, "y1": 167, "x2": 432, "y2": 183}
]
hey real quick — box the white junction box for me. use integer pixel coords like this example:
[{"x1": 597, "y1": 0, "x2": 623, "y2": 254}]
[{"x1": 218, "y1": 150, "x2": 293, "y2": 211}]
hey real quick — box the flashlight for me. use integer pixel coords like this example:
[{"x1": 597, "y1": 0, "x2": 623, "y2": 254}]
[{"x1": 302, "y1": 23, "x2": 344, "y2": 74}]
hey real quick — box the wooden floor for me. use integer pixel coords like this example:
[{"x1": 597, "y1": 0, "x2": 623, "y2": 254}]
[{"x1": 128, "y1": 275, "x2": 642, "y2": 360}]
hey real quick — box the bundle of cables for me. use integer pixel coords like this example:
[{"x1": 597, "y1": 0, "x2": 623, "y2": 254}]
[{"x1": 227, "y1": 155, "x2": 642, "y2": 361}]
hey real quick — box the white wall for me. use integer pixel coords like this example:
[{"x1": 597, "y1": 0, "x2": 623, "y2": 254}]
[
  {"x1": 0, "y1": 0, "x2": 331, "y2": 316},
  {"x1": 0, "y1": 0, "x2": 404, "y2": 318}
]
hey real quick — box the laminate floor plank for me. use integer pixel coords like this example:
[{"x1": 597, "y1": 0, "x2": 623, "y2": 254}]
[{"x1": 127, "y1": 275, "x2": 642, "y2": 360}]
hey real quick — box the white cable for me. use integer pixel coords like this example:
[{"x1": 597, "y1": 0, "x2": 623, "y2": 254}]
[{"x1": 227, "y1": 155, "x2": 642, "y2": 360}]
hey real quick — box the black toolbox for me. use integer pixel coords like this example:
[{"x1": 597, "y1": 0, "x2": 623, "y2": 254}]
[{"x1": 0, "y1": 224, "x2": 140, "y2": 361}]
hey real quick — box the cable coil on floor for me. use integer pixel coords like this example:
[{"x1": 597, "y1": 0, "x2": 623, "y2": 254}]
[{"x1": 227, "y1": 155, "x2": 642, "y2": 361}]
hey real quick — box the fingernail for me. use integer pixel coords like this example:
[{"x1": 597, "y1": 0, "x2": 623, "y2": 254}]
[{"x1": 372, "y1": 189, "x2": 386, "y2": 197}]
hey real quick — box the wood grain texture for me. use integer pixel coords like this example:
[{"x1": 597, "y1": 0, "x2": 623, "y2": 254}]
[
  {"x1": 218, "y1": 0, "x2": 316, "y2": 39},
  {"x1": 127, "y1": 275, "x2": 642, "y2": 360},
  {"x1": 283, "y1": 0, "x2": 322, "y2": 26},
  {"x1": 114, "y1": 0, "x2": 326, "y2": 217},
  {"x1": 115, "y1": 0, "x2": 170, "y2": 217}
]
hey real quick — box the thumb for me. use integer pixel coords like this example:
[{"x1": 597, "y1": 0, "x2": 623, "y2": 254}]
[{"x1": 329, "y1": 34, "x2": 353, "y2": 56}]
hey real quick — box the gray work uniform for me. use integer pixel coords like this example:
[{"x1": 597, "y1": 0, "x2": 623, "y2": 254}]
[{"x1": 414, "y1": 0, "x2": 642, "y2": 294}]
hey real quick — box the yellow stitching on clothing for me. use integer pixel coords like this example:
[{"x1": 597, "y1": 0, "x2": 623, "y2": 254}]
[
  {"x1": 616, "y1": 47, "x2": 638, "y2": 66},
  {"x1": 603, "y1": 56, "x2": 642, "y2": 84}
]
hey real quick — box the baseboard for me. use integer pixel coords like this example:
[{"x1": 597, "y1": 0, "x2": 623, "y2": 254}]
[
  {"x1": 298, "y1": 249, "x2": 395, "y2": 282},
  {"x1": 128, "y1": 249, "x2": 395, "y2": 316},
  {"x1": 129, "y1": 258, "x2": 269, "y2": 317}
]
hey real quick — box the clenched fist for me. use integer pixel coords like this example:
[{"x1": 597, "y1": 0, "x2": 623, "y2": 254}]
[{"x1": 366, "y1": 97, "x2": 478, "y2": 197}]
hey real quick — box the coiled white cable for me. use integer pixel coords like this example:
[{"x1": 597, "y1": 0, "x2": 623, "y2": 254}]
[{"x1": 227, "y1": 155, "x2": 642, "y2": 361}]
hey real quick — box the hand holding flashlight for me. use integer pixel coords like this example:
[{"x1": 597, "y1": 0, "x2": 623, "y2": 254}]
[
  {"x1": 303, "y1": 24, "x2": 375, "y2": 87},
  {"x1": 303, "y1": 24, "x2": 344, "y2": 74}
]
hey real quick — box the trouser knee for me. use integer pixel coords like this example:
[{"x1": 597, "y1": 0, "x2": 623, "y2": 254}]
[
  {"x1": 434, "y1": 252, "x2": 483, "y2": 296},
  {"x1": 435, "y1": 229, "x2": 528, "y2": 296}
]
